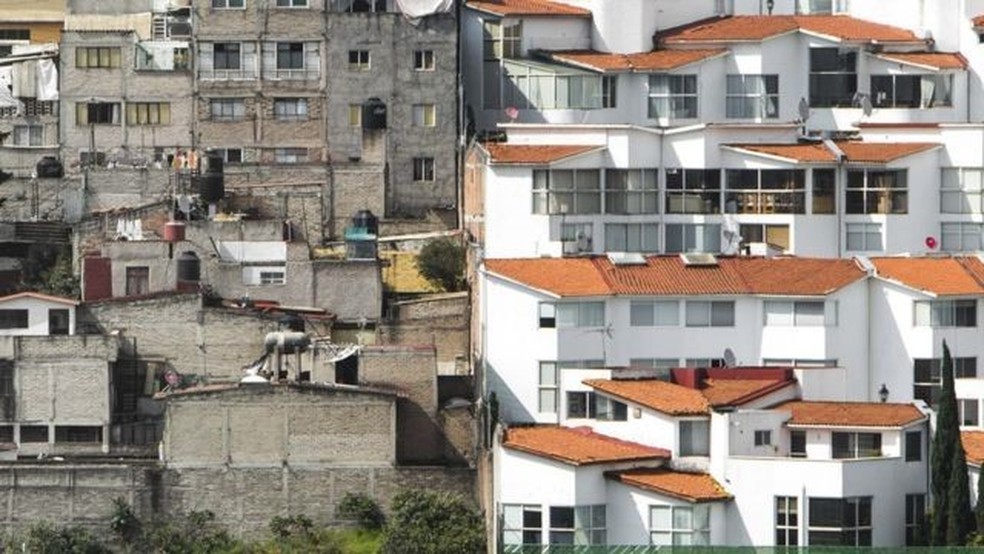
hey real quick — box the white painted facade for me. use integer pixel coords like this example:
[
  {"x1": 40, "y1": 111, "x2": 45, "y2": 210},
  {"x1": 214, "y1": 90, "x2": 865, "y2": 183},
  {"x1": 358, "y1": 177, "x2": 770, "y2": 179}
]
[{"x1": 0, "y1": 293, "x2": 76, "y2": 336}]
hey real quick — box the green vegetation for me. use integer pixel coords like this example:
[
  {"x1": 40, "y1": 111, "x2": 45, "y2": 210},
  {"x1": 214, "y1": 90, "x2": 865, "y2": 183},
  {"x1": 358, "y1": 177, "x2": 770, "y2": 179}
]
[
  {"x1": 416, "y1": 237, "x2": 466, "y2": 292},
  {"x1": 337, "y1": 492, "x2": 386, "y2": 530},
  {"x1": 381, "y1": 489, "x2": 485, "y2": 554},
  {"x1": 931, "y1": 340, "x2": 974, "y2": 546}
]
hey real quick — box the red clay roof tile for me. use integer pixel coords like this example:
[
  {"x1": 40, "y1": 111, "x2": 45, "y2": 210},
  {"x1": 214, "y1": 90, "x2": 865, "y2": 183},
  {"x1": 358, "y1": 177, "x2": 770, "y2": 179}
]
[
  {"x1": 834, "y1": 141, "x2": 939, "y2": 163},
  {"x1": 482, "y1": 143, "x2": 601, "y2": 165},
  {"x1": 774, "y1": 400, "x2": 926, "y2": 428},
  {"x1": 503, "y1": 425, "x2": 670, "y2": 465},
  {"x1": 874, "y1": 52, "x2": 968, "y2": 70},
  {"x1": 871, "y1": 257, "x2": 984, "y2": 296},
  {"x1": 727, "y1": 143, "x2": 837, "y2": 162},
  {"x1": 485, "y1": 257, "x2": 610, "y2": 296},
  {"x1": 609, "y1": 469, "x2": 732, "y2": 502},
  {"x1": 701, "y1": 379, "x2": 792, "y2": 407},
  {"x1": 658, "y1": 15, "x2": 921, "y2": 44},
  {"x1": 466, "y1": 0, "x2": 590, "y2": 17},
  {"x1": 975, "y1": 14, "x2": 984, "y2": 27},
  {"x1": 546, "y1": 49, "x2": 728, "y2": 72},
  {"x1": 584, "y1": 379, "x2": 710, "y2": 415},
  {"x1": 962, "y1": 431, "x2": 984, "y2": 465}
]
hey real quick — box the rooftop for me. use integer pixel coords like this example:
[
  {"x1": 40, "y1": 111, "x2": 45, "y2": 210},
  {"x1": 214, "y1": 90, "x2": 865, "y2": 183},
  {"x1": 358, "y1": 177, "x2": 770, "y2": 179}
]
[
  {"x1": 608, "y1": 468, "x2": 732, "y2": 503},
  {"x1": 465, "y1": 0, "x2": 590, "y2": 17},
  {"x1": 543, "y1": 49, "x2": 728, "y2": 73},
  {"x1": 774, "y1": 400, "x2": 927, "y2": 428},
  {"x1": 503, "y1": 425, "x2": 670, "y2": 465},
  {"x1": 727, "y1": 141, "x2": 941, "y2": 164},
  {"x1": 584, "y1": 379, "x2": 709, "y2": 416},
  {"x1": 481, "y1": 143, "x2": 602, "y2": 165},
  {"x1": 873, "y1": 52, "x2": 968, "y2": 71},
  {"x1": 658, "y1": 15, "x2": 923, "y2": 44},
  {"x1": 870, "y1": 256, "x2": 984, "y2": 296},
  {"x1": 0, "y1": 291, "x2": 78, "y2": 306},
  {"x1": 962, "y1": 431, "x2": 984, "y2": 465}
]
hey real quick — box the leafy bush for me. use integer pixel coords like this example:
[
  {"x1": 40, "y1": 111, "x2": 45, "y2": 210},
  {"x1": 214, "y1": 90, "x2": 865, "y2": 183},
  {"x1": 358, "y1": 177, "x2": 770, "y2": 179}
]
[
  {"x1": 337, "y1": 493, "x2": 385, "y2": 530},
  {"x1": 145, "y1": 510, "x2": 238, "y2": 554},
  {"x1": 269, "y1": 514, "x2": 313, "y2": 539},
  {"x1": 381, "y1": 490, "x2": 485, "y2": 554},
  {"x1": 416, "y1": 238, "x2": 466, "y2": 292},
  {"x1": 24, "y1": 522, "x2": 110, "y2": 554}
]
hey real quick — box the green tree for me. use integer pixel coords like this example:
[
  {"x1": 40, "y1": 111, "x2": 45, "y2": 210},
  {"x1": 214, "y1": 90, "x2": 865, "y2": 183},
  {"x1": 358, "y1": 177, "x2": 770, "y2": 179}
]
[
  {"x1": 932, "y1": 340, "x2": 973, "y2": 545},
  {"x1": 381, "y1": 490, "x2": 485, "y2": 554},
  {"x1": 24, "y1": 522, "x2": 110, "y2": 554},
  {"x1": 977, "y1": 462, "x2": 984, "y2": 534},
  {"x1": 416, "y1": 238, "x2": 466, "y2": 292}
]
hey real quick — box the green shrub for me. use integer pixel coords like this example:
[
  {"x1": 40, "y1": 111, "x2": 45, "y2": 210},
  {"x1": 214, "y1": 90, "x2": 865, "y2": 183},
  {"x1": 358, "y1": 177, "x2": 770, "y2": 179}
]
[
  {"x1": 337, "y1": 493, "x2": 385, "y2": 530},
  {"x1": 416, "y1": 238, "x2": 466, "y2": 292},
  {"x1": 381, "y1": 489, "x2": 485, "y2": 554}
]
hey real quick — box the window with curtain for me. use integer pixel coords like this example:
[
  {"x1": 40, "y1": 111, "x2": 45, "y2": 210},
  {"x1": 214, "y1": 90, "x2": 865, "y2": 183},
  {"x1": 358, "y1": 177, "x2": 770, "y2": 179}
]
[
  {"x1": 665, "y1": 224, "x2": 721, "y2": 253},
  {"x1": 941, "y1": 168, "x2": 984, "y2": 213},
  {"x1": 532, "y1": 170, "x2": 601, "y2": 214},
  {"x1": 679, "y1": 420, "x2": 711, "y2": 456},
  {"x1": 604, "y1": 223, "x2": 658, "y2": 253},
  {"x1": 871, "y1": 74, "x2": 952, "y2": 108},
  {"x1": 649, "y1": 505, "x2": 710, "y2": 546},
  {"x1": 738, "y1": 224, "x2": 790, "y2": 250},
  {"x1": 809, "y1": 48, "x2": 857, "y2": 107},
  {"x1": 941, "y1": 222, "x2": 983, "y2": 251},
  {"x1": 808, "y1": 497, "x2": 872, "y2": 546},
  {"x1": 812, "y1": 168, "x2": 836, "y2": 214},
  {"x1": 665, "y1": 169, "x2": 721, "y2": 214},
  {"x1": 726, "y1": 74, "x2": 779, "y2": 118},
  {"x1": 605, "y1": 169, "x2": 658, "y2": 214},
  {"x1": 845, "y1": 223, "x2": 882, "y2": 251},
  {"x1": 648, "y1": 74, "x2": 697, "y2": 119},
  {"x1": 725, "y1": 169, "x2": 805, "y2": 214}
]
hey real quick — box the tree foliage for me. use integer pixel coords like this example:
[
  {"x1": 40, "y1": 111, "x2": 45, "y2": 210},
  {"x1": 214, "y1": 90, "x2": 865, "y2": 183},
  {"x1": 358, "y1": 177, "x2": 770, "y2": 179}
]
[
  {"x1": 416, "y1": 238, "x2": 466, "y2": 292},
  {"x1": 381, "y1": 489, "x2": 485, "y2": 554},
  {"x1": 23, "y1": 522, "x2": 110, "y2": 554},
  {"x1": 932, "y1": 340, "x2": 973, "y2": 545},
  {"x1": 337, "y1": 493, "x2": 385, "y2": 530}
]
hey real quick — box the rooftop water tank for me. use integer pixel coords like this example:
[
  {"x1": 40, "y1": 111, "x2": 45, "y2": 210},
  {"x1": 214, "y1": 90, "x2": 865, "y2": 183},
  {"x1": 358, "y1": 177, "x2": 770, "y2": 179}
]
[
  {"x1": 163, "y1": 221, "x2": 186, "y2": 242},
  {"x1": 352, "y1": 209, "x2": 378, "y2": 236},
  {"x1": 362, "y1": 98, "x2": 387, "y2": 130}
]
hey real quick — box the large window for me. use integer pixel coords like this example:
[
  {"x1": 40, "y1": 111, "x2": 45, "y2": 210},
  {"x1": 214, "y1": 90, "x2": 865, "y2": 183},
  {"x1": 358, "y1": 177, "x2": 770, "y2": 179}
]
[
  {"x1": 532, "y1": 170, "x2": 601, "y2": 215},
  {"x1": 845, "y1": 223, "x2": 883, "y2": 252},
  {"x1": 942, "y1": 168, "x2": 984, "y2": 214},
  {"x1": 548, "y1": 505, "x2": 605, "y2": 545},
  {"x1": 76, "y1": 47, "x2": 122, "y2": 68},
  {"x1": 210, "y1": 98, "x2": 246, "y2": 121},
  {"x1": 199, "y1": 42, "x2": 256, "y2": 80},
  {"x1": 914, "y1": 356, "x2": 977, "y2": 406},
  {"x1": 273, "y1": 98, "x2": 308, "y2": 121},
  {"x1": 605, "y1": 169, "x2": 658, "y2": 214},
  {"x1": 905, "y1": 494, "x2": 925, "y2": 546},
  {"x1": 813, "y1": 168, "x2": 836, "y2": 214},
  {"x1": 726, "y1": 74, "x2": 779, "y2": 118},
  {"x1": 125, "y1": 267, "x2": 150, "y2": 296},
  {"x1": 665, "y1": 169, "x2": 720, "y2": 214},
  {"x1": 739, "y1": 224, "x2": 790, "y2": 251},
  {"x1": 666, "y1": 224, "x2": 721, "y2": 254},
  {"x1": 679, "y1": 420, "x2": 710, "y2": 456},
  {"x1": 914, "y1": 300, "x2": 976, "y2": 327},
  {"x1": 630, "y1": 301, "x2": 679, "y2": 327},
  {"x1": 725, "y1": 169, "x2": 805, "y2": 214},
  {"x1": 809, "y1": 48, "x2": 857, "y2": 107},
  {"x1": 126, "y1": 102, "x2": 170, "y2": 125},
  {"x1": 960, "y1": 398, "x2": 979, "y2": 426},
  {"x1": 76, "y1": 102, "x2": 121, "y2": 125},
  {"x1": 413, "y1": 157, "x2": 435, "y2": 182},
  {"x1": 905, "y1": 430, "x2": 922, "y2": 462},
  {"x1": 0, "y1": 310, "x2": 28, "y2": 329},
  {"x1": 831, "y1": 432, "x2": 882, "y2": 458},
  {"x1": 412, "y1": 104, "x2": 436, "y2": 127},
  {"x1": 11, "y1": 125, "x2": 42, "y2": 146},
  {"x1": 538, "y1": 302, "x2": 603, "y2": 328},
  {"x1": 566, "y1": 391, "x2": 626, "y2": 421},
  {"x1": 649, "y1": 74, "x2": 697, "y2": 119},
  {"x1": 502, "y1": 504, "x2": 542, "y2": 546},
  {"x1": 214, "y1": 42, "x2": 241, "y2": 70},
  {"x1": 846, "y1": 169, "x2": 907, "y2": 214},
  {"x1": 264, "y1": 42, "x2": 319, "y2": 79},
  {"x1": 685, "y1": 301, "x2": 734, "y2": 327},
  {"x1": 941, "y1": 223, "x2": 983, "y2": 251},
  {"x1": 808, "y1": 497, "x2": 872, "y2": 546},
  {"x1": 539, "y1": 361, "x2": 558, "y2": 413},
  {"x1": 776, "y1": 496, "x2": 799, "y2": 546},
  {"x1": 274, "y1": 148, "x2": 307, "y2": 164},
  {"x1": 482, "y1": 20, "x2": 521, "y2": 108},
  {"x1": 605, "y1": 223, "x2": 658, "y2": 253},
  {"x1": 763, "y1": 301, "x2": 830, "y2": 326},
  {"x1": 871, "y1": 74, "x2": 951, "y2": 108},
  {"x1": 503, "y1": 62, "x2": 609, "y2": 110},
  {"x1": 650, "y1": 505, "x2": 710, "y2": 546}
]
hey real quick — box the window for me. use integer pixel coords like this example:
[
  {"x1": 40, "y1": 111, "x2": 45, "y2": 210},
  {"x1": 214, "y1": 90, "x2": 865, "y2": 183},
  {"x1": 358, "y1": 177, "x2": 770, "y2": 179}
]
[
  {"x1": 125, "y1": 267, "x2": 150, "y2": 296},
  {"x1": 48, "y1": 309, "x2": 69, "y2": 336},
  {"x1": 503, "y1": 66, "x2": 610, "y2": 110},
  {"x1": 809, "y1": 48, "x2": 857, "y2": 107},
  {"x1": 126, "y1": 102, "x2": 171, "y2": 125},
  {"x1": 212, "y1": 0, "x2": 245, "y2": 7},
  {"x1": 545, "y1": 505, "x2": 605, "y2": 545},
  {"x1": 276, "y1": 0, "x2": 308, "y2": 5},
  {"x1": 813, "y1": 168, "x2": 836, "y2": 214},
  {"x1": 808, "y1": 497, "x2": 872, "y2": 546},
  {"x1": 845, "y1": 222, "x2": 883, "y2": 252},
  {"x1": 11, "y1": 125, "x2": 42, "y2": 146},
  {"x1": 726, "y1": 74, "x2": 779, "y2": 118},
  {"x1": 679, "y1": 420, "x2": 710, "y2": 456},
  {"x1": 538, "y1": 361, "x2": 558, "y2": 413},
  {"x1": 20, "y1": 426, "x2": 48, "y2": 443},
  {"x1": 905, "y1": 430, "x2": 921, "y2": 462},
  {"x1": 540, "y1": 302, "x2": 604, "y2": 328},
  {"x1": 0, "y1": 426, "x2": 11, "y2": 442},
  {"x1": 725, "y1": 169, "x2": 805, "y2": 214},
  {"x1": 686, "y1": 358, "x2": 725, "y2": 369},
  {"x1": 630, "y1": 301, "x2": 679, "y2": 327},
  {"x1": 482, "y1": 20, "x2": 521, "y2": 108},
  {"x1": 871, "y1": 74, "x2": 951, "y2": 108},
  {"x1": 831, "y1": 432, "x2": 882, "y2": 458},
  {"x1": 340, "y1": 0, "x2": 387, "y2": 12},
  {"x1": 0, "y1": 310, "x2": 27, "y2": 330},
  {"x1": 349, "y1": 50, "x2": 370, "y2": 71},
  {"x1": 960, "y1": 399, "x2": 980, "y2": 426},
  {"x1": 665, "y1": 169, "x2": 721, "y2": 214},
  {"x1": 776, "y1": 497, "x2": 799, "y2": 546},
  {"x1": 263, "y1": 42, "x2": 318, "y2": 79},
  {"x1": 560, "y1": 223, "x2": 593, "y2": 254},
  {"x1": 796, "y1": 0, "x2": 847, "y2": 13},
  {"x1": 605, "y1": 169, "x2": 658, "y2": 214},
  {"x1": 914, "y1": 357, "x2": 977, "y2": 406},
  {"x1": 210, "y1": 98, "x2": 245, "y2": 121},
  {"x1": 942, "y1": 223, "x2": 983, "y2": 251},
  {"x1": 259, "y1": 271, "x2": 286, "y2": 285},
  {"x1": 649, "y1": 505, "x2": 710, "y2": 546},
  {"x1": 764, "y1": 358, "x2": 839, "y2": 368},
  {"x1": 566, "y1": 391, "x2": 627, "y2": 421},
  {"x1": 739, "y1": 224, "x2": 790, "y2": 250},
  {"x1": 348, "y1": 104, "x2": 362, "y2": 127},
  {"x1": 214, "y1": 42, "x2": 241, "y2": 70},
  {"x1": 54, "y1": 426, "x2": 102, "y2": 443},
  {"x1": 501, "y1": 504, "x2": 542, "y2": 546},
  {"x1": 846, "y1": 169, "x2": 907, "y2": 214},
  {"x1": 412, "y1": 104, "x2": 436, "y2": 127},
  {"x1": 595, "y1": 395, "x2": 628, "y2": 421},
  {"x1": 648, "y1": 74, "x2": 697, "y2": 119},
  {"x1": 0, "y1": 30, "x2": 29, "y2": 41},
  {"x1": 277, "y1": 42, "x2": 304, "y2": 70},
  {"x1": 532, "y1": 170, "x2": 601, "y2": 214},
  {"x1": 763, "y1": 301, "x2": 829, "y2": 326},
  {"x1": 914, "y1": 300, "x2": 977, "y2": 327},
  {"x1": 666, "y1": 224, "x2": 721, "y2": 254},
  {"x1": 629, "y1": 358, "x2": 677, "y2": 373},
  {"x1": 76, "y1": 102, "x2": 121, "y2": 125},
  {"x1": 602, "y1": 76, "x2": 617, "y2": 108},
  {"x1": 75, "y1": 47, "x2": 122, "y2": 68},
  {"x1": 941, "y1": 168, "x2": 984, "y2": 214},
  {"x1": 605, "y1": 223, "x2": 658, "y2": 253},
  {"x1": 413, "y1": 157, "x2": 435, "y2": 182},
  {"x1": 685, "y1": 301, "x2": 734, "y2": 327},
  {"x1": 790, "y1": 430, "x2": 806, "y2": 458},
  {"x1": 413, "y1": 50, "x2": 435, "y2": 71},
  {"x1": 274, "y1": 148, "x2": 308, "y2": 164},
  {"x1": 274, "y1": 98, "x2": 308, "y2": 121},
  {"x1": 905, "y1": 494, "x2": 925, "y2": 546},
  {"x1": 215, "y1": 148, "x2": 243, "y2": 164},
  {"x1": 754, "y1": 430, "x2": 772, "y2": 446}
]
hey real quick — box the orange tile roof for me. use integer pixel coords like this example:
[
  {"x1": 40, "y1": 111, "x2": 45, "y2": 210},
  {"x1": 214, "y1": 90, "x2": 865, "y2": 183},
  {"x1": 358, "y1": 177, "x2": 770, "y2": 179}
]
[
  {"x1": 973, "y1": 14, "x2": 984, "y2": 27},
  {"x1": 834, "y1": 141, "x2": 939, "y2": 163},
  {"x1": 546, "y1": 49, "x2": 728, "y2": 73},
  {"x1": 774, "y1": 401, "x2": 926, "y2": 428},
  {"x1": 0, "y1": 291, "x2": 78, "y2": 306},
  {"x1": 727, "y1": 143, "x2": 836, "y2": 163},
  {"x1": 486, "y1": 256, "x2": 866, "y2": 298},
  {"x1": 701, "y1": 379, "x2": 792, "y2": 407},
  {"x1": 503, "y1": 425, "x2": 670, "y2": 465},
  {"x1": 658, "y1": 15, "x2": 921, "y2": 44},
  {"x1": 482, "y1": 143, "x2": 601, "y2": 165},
  {"x1": 871, "y1": 257, "x2": 984, "y2": 296},
  {"x1": 466, "y1": 0, "x2": 590, "y2": 17},
  {"x1": 874, "y1": 52, "x2": 968, "y2": 70},
  {"x1": 584, "y1": 379, "x2": 709, "y2": 415},
  {"x1": 609, "y1": 468, "x2": 732, "y2": 503},
  {"x1": 962, "y1": 431, "x2": 984, "y2": 466}
]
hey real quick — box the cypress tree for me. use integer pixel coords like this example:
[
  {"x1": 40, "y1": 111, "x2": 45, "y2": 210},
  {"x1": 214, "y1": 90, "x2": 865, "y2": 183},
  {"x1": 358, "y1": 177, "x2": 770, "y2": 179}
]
[
  {"x1": 977, "y1": 463, "x2": 984, "y2": 534},
  {"x1": 932, "y1": 340, "x2": 958, "y2": 545},
  {"x1": 947, "y1": 436, "x2": 972, "y2": 545}
]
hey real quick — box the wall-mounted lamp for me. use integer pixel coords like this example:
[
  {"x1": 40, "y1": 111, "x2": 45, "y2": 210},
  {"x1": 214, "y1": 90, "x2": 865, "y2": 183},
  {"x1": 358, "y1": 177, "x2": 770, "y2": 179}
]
[{"x1": 878, "y1": 383, "x2": 889, "y2": 403}]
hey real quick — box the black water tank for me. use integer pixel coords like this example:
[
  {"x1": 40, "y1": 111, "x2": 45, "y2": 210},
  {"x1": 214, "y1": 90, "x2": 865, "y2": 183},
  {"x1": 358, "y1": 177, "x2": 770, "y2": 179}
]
[
  {"x1": 176, "y1": 251, "x2": 200, "y2": 283},
  {"x1": 279, "y1": 314, "x2": 305, "y2": 332},
  {"x1": 199, "y1": 150, "x2": 225, "y2": 202},
  {"x1": 352, "y1": 209, "x2": 378, "y2": 235},
  {"x1": 362, "y1": 98, "x2": 387, "y2": 129}
]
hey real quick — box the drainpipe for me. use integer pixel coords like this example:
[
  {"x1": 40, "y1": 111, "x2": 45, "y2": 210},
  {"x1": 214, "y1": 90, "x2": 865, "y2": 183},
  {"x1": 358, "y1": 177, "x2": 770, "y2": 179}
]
[{"x1": 823, "y1": 139, "x2": 845, "y2": 257}]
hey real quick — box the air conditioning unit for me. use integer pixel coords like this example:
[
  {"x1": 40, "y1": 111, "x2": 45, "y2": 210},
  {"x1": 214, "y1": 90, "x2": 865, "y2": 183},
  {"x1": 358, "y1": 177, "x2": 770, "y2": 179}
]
[{"x1": 562, "y1": 233, "x2": 592, "y2": 255}]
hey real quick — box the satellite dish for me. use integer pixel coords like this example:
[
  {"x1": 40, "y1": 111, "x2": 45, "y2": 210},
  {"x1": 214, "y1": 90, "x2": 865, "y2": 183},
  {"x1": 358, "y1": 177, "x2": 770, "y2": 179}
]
[
  {"x1": 797, "y1": 97, "x2": 810, "y2": 123},
  {"x1": 723, "y1": 348, "x2": 737, "y2": 368}
]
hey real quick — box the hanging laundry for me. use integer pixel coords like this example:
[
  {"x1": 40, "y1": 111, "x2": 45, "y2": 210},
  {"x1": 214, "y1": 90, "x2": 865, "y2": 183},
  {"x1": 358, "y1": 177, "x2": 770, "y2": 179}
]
[
  {"x1": 0, "y1": 67, "x2": 17, "y2": 108},
  {"x1": 36, "y1": 59, "x2": 58, "y2": 101},
  {"x1": 11, "y1": 60, "x2": 37, "y2": 98}
]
